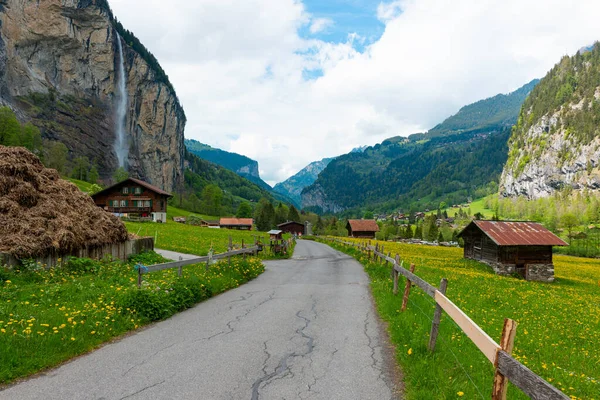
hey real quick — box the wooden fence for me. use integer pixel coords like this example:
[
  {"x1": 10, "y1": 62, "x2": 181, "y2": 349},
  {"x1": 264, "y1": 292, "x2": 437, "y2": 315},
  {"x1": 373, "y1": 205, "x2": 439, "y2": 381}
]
[
  {"x1": 135, "y1": 237, "x2": 261, "y2": 288},
  {"x1": 322, "y1": 237, "x2": 568, "y2": 400}
]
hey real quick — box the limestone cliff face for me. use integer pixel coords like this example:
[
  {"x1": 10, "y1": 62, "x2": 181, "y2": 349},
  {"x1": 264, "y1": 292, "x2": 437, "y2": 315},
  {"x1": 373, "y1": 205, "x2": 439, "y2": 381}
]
[
  {"x1": 0, "y1": 0, "x2": 185, "y2": 191},
  {"x1": 500, "y1": 46, "x2": 600, "y2": 199},
  {"x1": 301, "y1": 183, "x2": 345, "y2": 214}
]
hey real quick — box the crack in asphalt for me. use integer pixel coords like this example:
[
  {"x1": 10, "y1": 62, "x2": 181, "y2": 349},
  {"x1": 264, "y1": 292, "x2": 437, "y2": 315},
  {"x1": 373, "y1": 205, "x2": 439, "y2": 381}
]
[
  {"x1": 122, "y1": 342, "x2": 178, "y2": 376},
  {"x1": 117, "y1": 378, "x2": 167, "y2": 400},
  {"x1": 251, "y1": 298, "x2": 318, "y2": 400}
]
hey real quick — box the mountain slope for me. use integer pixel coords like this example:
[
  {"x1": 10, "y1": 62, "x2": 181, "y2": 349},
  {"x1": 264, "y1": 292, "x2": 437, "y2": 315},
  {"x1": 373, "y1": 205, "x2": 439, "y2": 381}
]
[
  {"x1": 501, "y1": 43, "x2": 600, "y2": 198},
  {"x1": 273, "y1": 157, "x2": 334, "y2": 207},
  {"x1": 185, "y1": 139, "x2": 260, "y2": 179},
  {"x1": 303, "y1": 80, "x2": 537, "y2": 213},
  {"x1": 0, "y1": 0, "x2": 185, "y2": 191}
]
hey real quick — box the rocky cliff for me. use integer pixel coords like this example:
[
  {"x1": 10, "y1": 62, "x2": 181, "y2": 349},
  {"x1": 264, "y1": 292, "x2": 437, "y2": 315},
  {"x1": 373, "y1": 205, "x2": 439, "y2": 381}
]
[
  {"x1": 500, "y1": 44, "x2": 600, "y2": 198},
  {"x1": 0, "y1": 0, "x2": 185, "y2": 191},
  {"x1": 274, "y1": 157, "x2": 333, "y2": 208}
]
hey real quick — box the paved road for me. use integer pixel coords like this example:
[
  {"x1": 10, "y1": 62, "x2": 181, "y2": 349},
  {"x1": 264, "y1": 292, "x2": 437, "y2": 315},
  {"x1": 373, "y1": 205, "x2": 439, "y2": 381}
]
[{"x1": 1, "y1": 240, "x2": 399, "y2": 400}]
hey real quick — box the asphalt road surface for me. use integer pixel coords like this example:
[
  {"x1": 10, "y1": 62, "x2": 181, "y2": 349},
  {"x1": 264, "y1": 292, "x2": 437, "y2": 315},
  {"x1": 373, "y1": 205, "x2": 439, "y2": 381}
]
[{"x1": 1, "y1": 240, "x2": 399, "y2": 400}]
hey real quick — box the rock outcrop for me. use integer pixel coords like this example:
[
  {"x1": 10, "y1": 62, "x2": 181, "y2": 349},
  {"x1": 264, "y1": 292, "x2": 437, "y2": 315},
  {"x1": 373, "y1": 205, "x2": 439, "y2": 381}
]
[
  {"x1": 274, "y1": 157, "x2": 333, "y2": 208},
  {"x1": 0, "y1": 0, "x2": 185, "y2": 191}
]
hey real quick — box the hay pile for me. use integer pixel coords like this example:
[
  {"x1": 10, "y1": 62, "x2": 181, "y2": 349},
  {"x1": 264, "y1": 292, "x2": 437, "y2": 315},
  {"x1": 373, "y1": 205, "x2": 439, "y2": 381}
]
[{"x1": 0, "y1": 146, "x2": 129, "y2": 258}]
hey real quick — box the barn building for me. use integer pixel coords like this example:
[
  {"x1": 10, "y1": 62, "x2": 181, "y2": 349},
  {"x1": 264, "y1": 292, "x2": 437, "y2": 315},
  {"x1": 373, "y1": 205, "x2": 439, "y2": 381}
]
[
  {"x1": 278, "y1": 221, "x2": 305, "y2": 236},
  {"x1": 92, "y1": 177, "x2": 172, "y2": 223},
  {"x1": 458, "y1": 220, "x2": 568, "y2": 282},
  {"x1": 346, "y1": 219, "x2": 380, "y2": 239},
  {"x1": 220, "y1": 218, "x2": 253, "y2": 230}
]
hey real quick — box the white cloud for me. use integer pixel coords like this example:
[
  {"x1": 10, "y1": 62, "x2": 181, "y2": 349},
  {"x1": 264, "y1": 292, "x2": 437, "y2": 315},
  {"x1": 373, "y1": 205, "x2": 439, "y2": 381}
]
[
  {"x1": 109, "y1": 0, "x2": 600, "y2": 186},
  {"x1": 309, "y1": 17, "x2": 334, "y2": 34}
]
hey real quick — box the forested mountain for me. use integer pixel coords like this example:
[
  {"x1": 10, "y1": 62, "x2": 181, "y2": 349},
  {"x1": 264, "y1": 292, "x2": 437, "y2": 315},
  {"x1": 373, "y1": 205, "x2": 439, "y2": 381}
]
[
  {"x1": 302, "y1": 80, "x2": 538, "y2": 214},
  {"x1": 273, "y1": 157, "x2": 334, "y2": 208},
  {"x1": 501, "y1": 42, "x2": 600, "y2": 198}
]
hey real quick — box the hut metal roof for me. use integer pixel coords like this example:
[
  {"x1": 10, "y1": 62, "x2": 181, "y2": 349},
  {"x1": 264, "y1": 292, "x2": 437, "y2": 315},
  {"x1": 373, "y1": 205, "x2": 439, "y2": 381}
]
[
  {"x1": 461, "y1": 221, "x2": 568, "y2": 246},
  {"x1": 219, "y1": 218, "x2": 253, "y2": 226},
  {"x1": 347, "y1": 219, "x2": 380, "y2": 232}
]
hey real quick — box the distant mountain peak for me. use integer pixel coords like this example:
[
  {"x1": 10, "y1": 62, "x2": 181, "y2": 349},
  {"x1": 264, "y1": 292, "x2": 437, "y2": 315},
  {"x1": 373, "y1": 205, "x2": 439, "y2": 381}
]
[
  {"x1": 351, "y1": 146, "x2": 368, "y2": 153},
  {"x1": 273, "y1": 157, "x2": 335, "y2": 208}
]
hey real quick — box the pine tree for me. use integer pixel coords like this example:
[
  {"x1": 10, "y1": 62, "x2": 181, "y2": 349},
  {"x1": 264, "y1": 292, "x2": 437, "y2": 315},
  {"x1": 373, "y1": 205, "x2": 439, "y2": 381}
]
[{"x1": 288, "y1": 205, "x2": 301, "y2": 222}]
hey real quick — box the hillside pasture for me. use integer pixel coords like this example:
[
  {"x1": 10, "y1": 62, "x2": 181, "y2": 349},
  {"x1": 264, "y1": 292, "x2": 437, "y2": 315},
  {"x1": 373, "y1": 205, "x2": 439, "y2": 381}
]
[{"x1": 325, "y1": 238, "x2": 599, "y2": 399}]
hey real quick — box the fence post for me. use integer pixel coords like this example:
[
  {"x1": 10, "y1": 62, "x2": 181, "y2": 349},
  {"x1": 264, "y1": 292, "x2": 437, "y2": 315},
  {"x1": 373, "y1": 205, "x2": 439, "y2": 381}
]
[
  {"x1": 393, "y1": 254, "x2": 400, "y2": 295},
  {"x1": 428, "y1": 278, "x2": 448, "y2": 351},
  {"x1": 137, "y1": 267, "x2": 143, "y2": 288},
  {"x1": 492, "y1": 319, "x2": 518, "y2": 400},
  {"x1": 228, "y1": 236, "x2": 233, "y2": 265},
  {"x1": 375, "y1": 244, "x2": 379, "y2": 262},
  {"x1": 401, "y1": 263, "x2": 416, "y2": 311},
  {"x1": 178, "y1": 256, "x2": 183, "y2": 277}
]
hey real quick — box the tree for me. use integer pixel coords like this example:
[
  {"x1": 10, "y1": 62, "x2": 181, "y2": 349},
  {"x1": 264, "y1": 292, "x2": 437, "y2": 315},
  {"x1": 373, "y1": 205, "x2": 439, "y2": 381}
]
[
  {"x1": 255, "y1": 198, "x2": 275, "y2": 231},
  {"x1": 201, "y1": 184, "x2": 223, "y2": 216},
  {"x1": 236, "y1": 202, "x2": 253, "y2": 218},
  {"x1": 364, "y1": 211, "x2": 374, "y2": 219},
  {"x1": 287, "y1": 205, "x2": 300, "y2": 222},
  {"x1": 425, "y1": 215, "x2": 438, "y2": 241},
  {"x1": 438, "y1": 231, "x2": 444, "y2": 243},
  {"x1": 113, "y1": 167, "x2": 129, "y2": 183},
  {"x1": 414, "y1": 224, "x2": 423, "y2": 239},
  {"x1": 88, "y1": 164, "x2": 100, "y2": 184},
  {"x1": 45, "y1": 141, "x2": 69, "y2": 174},
  {"x1": 71, "y1": 156, "x2": 90, "y2": 181},
  {"x1": 561, "y1": 213, "x2": 579, "y2": 244},
  {"x1": 0, "y1": 107, "x2": 21, "y2": 146},
  {"x1": 20, "y1": 123, "x2": 42, "y2": 155},
  {"x1": 275, "y1": 202, "x2": 289, "y2": 225},
  {"x1": 315, "y1": 215, "x2": 324, "y2": 234}
]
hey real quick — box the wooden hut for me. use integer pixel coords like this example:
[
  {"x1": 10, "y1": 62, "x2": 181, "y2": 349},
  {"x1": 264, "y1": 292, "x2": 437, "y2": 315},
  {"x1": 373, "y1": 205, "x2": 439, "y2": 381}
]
[
  {"x1": 346, "y1": 219, "x2": 379, "y2": 239},
  {"x1": 219, "y1": 218, "x2": 253, "y2": 230},
  {"x1": 278, "y1": 221, "x2": 305, "y2": 236},
  {"x1": 92, "y1": 177, "x2": 172, "y2": 223},
  {"x1": 458, "y1": 220, "x2": 568, "y2": 282}
]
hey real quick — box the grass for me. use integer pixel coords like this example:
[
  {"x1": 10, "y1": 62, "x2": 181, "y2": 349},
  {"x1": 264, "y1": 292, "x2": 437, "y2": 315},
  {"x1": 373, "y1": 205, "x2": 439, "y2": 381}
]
[
  {"x1": 0, "y1": 252, "x2": 264, "y2": 385},
  {"x1": 66, "y1": 178, "x2": 95, "y2": 193},
  {"x1": 125, "y1": 219, "x2": 294, "y2": 259},
  {"x1": 320, "y1": 238, "x2": 599, "y2": 400},
  {"x1": 428, "y1": 196, "x2": 495, "y2": 219},
  {"x1": 165, "y1": 205, "x2": 218, "y2": 221}
]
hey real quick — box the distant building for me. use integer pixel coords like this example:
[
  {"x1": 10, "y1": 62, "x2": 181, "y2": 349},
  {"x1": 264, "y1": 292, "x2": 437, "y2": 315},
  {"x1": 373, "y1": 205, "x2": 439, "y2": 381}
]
[
  {"x1": 346, "y1": 219, "x2": 379, "y2": 239},
  {"x1": 220, "y1": 218, "x2": 253, "y2": 230},
  {"x1": 278, "y1": 221, "x2": 305, "y2": 236},
  {"x1": 458, "y1": 220, "x2": 568, "y2": 282},
  {"x1": 92, "y1": 177, "x2": 172, "y2": 223}
]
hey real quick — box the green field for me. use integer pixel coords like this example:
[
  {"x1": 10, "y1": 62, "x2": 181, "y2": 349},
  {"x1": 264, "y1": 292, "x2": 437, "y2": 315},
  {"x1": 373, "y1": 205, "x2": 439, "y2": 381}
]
[
  {"x1": 428, "y1": 196, "x2": 494, "y2": 219},
  {"x1": 322, "y1": 238, "x2": 599, "y2": 400},
  {"x1": 0, "y1": 253, "x2": 264, "y2": 384},
  {"x1": 66, "y1": 178, "x2": 95, "y2": 193}
]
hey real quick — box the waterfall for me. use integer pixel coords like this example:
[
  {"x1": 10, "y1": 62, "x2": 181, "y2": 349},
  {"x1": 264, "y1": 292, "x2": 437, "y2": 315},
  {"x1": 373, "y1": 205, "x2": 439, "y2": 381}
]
[{"x1": 114, "y1": 33, "x2": 128, "y2": 168}]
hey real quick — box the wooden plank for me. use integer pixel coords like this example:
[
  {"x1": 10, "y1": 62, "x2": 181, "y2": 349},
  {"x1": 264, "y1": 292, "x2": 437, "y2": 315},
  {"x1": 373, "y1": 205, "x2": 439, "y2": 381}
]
[
  {"x1": 434, "y1": 290, "x2": 500, "y2": 363},
  {"x1": 401, "y1": 263, "x2": 416, "y2": 311},
  {"x1": 146, "y1": 256, "x2": 209, "y2": 272},
  {"x1": 394, "y1": 264, "x2": 437, "y2": 298},
  {"x1": 428, "y1": 278, "x2": 448, "y2": 351},
  {"x1": 492, "y1": 319, "x2": 518, "y2": 400},
  {"x1": 496, "y1": 351, "x2": 569, "y2": 400}
]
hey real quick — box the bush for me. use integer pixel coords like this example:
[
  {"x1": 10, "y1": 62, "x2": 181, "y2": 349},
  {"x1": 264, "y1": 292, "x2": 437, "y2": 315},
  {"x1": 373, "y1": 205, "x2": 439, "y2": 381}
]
[
  {"x1": 128, "y1": 251, "x2": 168, "y2": 265},
  {"x1": 0, "y1": 267, "x2": 9, "y2": 284},
  {"x1": 64, "y1": 257, "x2": 101, "y2": 274},
  {"x1": 121, "y1": 289, "x2": 173, "y2": 322}
]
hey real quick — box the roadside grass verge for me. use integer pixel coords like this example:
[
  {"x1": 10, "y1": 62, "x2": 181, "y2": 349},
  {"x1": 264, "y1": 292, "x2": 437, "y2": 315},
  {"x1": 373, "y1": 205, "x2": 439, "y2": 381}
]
[
  {"x1": 0, "y1": 252, "x2": 264, "y2": 385},
  {"x1": 318, "y1": 238, "x2": 599, "y2": 400},
  {"x1": 125, "y1": 219, "x2": 294, "y2": 259}
]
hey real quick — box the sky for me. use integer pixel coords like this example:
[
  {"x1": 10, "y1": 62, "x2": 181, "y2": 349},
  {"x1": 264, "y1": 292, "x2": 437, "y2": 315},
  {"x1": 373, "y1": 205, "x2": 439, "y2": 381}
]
[{"x1": 109, "y1": 0, "x2": 600, "y2": 186}]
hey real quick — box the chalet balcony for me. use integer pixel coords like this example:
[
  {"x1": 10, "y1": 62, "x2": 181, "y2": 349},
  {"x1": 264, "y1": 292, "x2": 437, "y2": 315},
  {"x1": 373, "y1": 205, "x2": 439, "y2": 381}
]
[{"x1": 106, "y1": 207, "x2": 152, "y2": 214}]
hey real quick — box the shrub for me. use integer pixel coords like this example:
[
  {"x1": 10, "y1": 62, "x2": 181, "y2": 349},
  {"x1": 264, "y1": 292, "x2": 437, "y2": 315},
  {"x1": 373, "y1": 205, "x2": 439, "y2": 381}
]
[
  {"x1": 121, "y1": 289, "x2": 173, "y2": 322},
  {"x1": 128, "y1": 251, "x2": 168, "y2": 266},
  {"x1": 64, "y1": 257, "x2": 101, "y2": 274}
]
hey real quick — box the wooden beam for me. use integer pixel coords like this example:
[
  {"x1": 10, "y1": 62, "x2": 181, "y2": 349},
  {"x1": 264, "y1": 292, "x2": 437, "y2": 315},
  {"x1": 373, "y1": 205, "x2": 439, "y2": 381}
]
[
  {"x1": 492, "y1": 318, "x2": 518, "y2": 400},
  {"x1": 428, "y1": 278, "x2": 448, "y2": 351},
  {"x1": 401, "y1": 263, "x2": 417, "y2": 311},
  {"x1": 394, "y1": 264, "x2": 437, "y2": 298},
  {"x1": 434, "y1": 290, "x2": 500, "y2": 363},
  {"x1": 496, "y1": 351, "x2": 569, "y2": 400}
]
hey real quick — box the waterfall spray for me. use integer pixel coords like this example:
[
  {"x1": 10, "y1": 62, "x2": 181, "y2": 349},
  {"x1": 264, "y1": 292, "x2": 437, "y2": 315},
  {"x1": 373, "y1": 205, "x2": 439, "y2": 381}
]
[{"x1": 114, "y1": 33, "x2": 128, "y2": 168}]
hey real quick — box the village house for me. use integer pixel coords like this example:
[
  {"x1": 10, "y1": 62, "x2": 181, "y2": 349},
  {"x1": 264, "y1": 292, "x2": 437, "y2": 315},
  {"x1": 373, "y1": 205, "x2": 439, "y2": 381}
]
[
  {"x1": 458, "y1": 220, "x2": 568, "y2": 282},
  {"x1": 220, "y1": 217, "x2": 253, "y2": 230},
  {"x1": 278, "y1": 221, "x2": 305, "y2": 236},
  {"x1": 91, "y1": 177, "x2": 172, "y2": 223},
  {"x1": 346, "y1": 219, "x2": 379, "y2": 239}
]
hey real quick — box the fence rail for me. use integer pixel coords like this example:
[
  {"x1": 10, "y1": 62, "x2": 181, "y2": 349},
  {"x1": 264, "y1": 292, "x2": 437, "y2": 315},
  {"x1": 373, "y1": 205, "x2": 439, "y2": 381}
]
[{"x1": 323, "y1": 237, "x2": 568, "y2": 400}]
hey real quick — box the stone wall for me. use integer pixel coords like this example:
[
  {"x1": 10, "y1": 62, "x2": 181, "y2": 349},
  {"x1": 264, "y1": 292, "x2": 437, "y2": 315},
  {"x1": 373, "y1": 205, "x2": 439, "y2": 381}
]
[
  {"x1": 0, "y1": 237, "x2": 154, "y2": 269},
  {"x1": 526, "y1": 264, "x2": 555, "y2": 283}
]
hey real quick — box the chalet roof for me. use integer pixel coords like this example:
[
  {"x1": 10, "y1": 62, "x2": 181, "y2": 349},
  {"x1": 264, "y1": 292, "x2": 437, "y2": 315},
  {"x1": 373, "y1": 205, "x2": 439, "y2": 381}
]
[
  {"x1": 347, "y1": 219, "x2": 380, "y2": 232},
  {"x1": 460, "y1": 220, "x2": 568, "y2": 246},
  {"x1": 219, "y1": 218, "x2": 253, "y2": 226},
  {"x1": 278, "y1": 221, "x2": 303, "y2": 227},
  {"x1": 91, "y1": 177, "x2": 172, "y2": 198}
]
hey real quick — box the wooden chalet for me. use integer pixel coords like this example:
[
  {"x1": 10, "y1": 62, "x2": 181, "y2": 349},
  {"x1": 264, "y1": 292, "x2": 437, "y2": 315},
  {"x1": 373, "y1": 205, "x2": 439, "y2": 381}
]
[
  {"x1": 92, "y1": 177, "x2": 172, "y2": 223},
  {"x1": 346, "y1": 219, "x2": 379, "y2": 239},
  {"x1": 278, "y1": 221, "x2": 304, "y2": 236},
  {"x1": 458, "y1": 220, "x2": 568, "y2": 282},
  {"x1": 220, "y1": 218, "x2": 253, "y2": 230}
]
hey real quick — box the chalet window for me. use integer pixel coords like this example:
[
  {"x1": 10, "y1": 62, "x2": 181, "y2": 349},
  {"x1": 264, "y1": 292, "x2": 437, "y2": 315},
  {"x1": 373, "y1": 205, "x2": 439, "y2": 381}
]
[
  {"x1": 134, "y1": 187, "x2": 142, "y2": 194},
  {"x1": 120, "y1": 200, "x2": 127, "y2": 207},
  {"x1": 144, "y1": 200, "x2": 151, "y2": 208},
  {"x1": 122, "y1": 187, "x2": 129, "y2": 194},
  {"x1": 137, "y1": 201, "x2": 144, "y2": 208},
  {"x1": 112, "y1": 200, "x2": 120, "y2": 208},
  {"x1": 160, "y1": 200, "x2": 164, "y2": 210}
]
